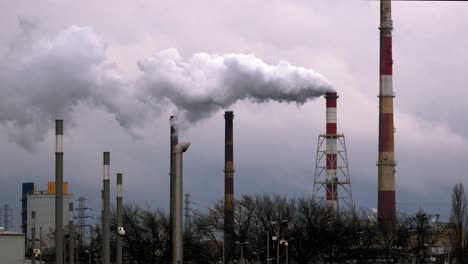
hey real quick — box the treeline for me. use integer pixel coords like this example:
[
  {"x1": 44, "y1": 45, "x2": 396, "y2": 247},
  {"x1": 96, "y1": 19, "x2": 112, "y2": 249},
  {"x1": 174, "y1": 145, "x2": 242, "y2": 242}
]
[{"x1": 82, "y1": 194, "x2": 453, "y2": 264}]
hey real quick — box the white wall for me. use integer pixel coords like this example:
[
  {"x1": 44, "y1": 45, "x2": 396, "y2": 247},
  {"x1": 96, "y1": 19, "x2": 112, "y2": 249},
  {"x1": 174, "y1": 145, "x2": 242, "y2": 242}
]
[{"x1": 0, "y1": 233, "x2": 25, "y2": 264}]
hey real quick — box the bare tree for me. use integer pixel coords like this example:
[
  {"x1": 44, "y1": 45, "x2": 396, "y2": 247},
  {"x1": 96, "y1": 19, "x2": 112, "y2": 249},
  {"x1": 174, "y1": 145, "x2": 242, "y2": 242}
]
[{"x1": 450, "y1": 182, "x2": 467, "y2": 264}]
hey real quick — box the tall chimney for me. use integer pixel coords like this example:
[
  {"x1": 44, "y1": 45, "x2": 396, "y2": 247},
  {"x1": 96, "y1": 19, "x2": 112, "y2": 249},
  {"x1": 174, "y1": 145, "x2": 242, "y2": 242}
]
[
  {"x1": 378, "y1": 0, "x2": 396, "y2": 227},
  {"x1": 116, "y1": 173, "x2": 123, "y2": 264},
  {"x1": 224, "y1": 111, "x2": 235, "y2": 261},
  {"x1": 172, "y1": 142, "x2": 190, "y2": 264},
  {"x1": 325, "y1": 92, "x2": 338, "y2": 211},
  {"x1": 102, "y1": 152, "x2": 110, "y2": 264},
  {"x1": 55, "y1": 119, "x2": 64, "y2": 264},
  {"x1": 169, "y1": 115, "x2": 178, "y2": 258}
]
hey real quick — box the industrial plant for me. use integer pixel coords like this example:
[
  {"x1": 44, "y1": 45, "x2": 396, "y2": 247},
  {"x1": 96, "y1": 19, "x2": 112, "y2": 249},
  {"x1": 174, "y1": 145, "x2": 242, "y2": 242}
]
[{"x1": 0, "y1": 0, "x2": 467, "y2": 263}]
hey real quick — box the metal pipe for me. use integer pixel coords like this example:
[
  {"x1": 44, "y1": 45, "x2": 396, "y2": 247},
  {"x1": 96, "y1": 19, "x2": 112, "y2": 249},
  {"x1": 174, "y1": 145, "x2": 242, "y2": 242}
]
[
  {"x1": 172, "y1": 142, "x2": 190, "y2": 264},
  {"x1": 39, "y1": 227, "x2": 42, "y2": 264},
  {"x1": 325, "y1": 92, "x2": 339, "y2": 211},
  {"x1": 102, "y1": 152, "x2": 110, "y2": 264},
  {"x1": 69, "y1": 203, "x2": 74, "y2": 264},
  {"x1": 55, "y1": 119, "x2": 64, "y2": 264},
  {"x1": 266, "y1": 231, "x2": 270, "y2": 263},
  {"x1": 378, "y1": 0, "x2": 397, "y2": 227},
  {"x1": 32, "y1": 211, "x2": 36, "y2": 264},
  {"x1": 116, "y1": 173, "x2": 123, "y2": 264},
  {"x1": 224, "y1": 111, "x2": 235, "y2": 261}
]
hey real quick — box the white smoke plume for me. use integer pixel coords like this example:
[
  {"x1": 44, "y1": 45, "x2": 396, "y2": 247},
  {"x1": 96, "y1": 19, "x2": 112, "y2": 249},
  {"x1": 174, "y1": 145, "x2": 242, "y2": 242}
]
[
  {"x1": 138, "y1": 49, "x2": 332, "y2": 124},
  {"x1": 0, "y1": 20, "x2": 332, "y2": 151}
]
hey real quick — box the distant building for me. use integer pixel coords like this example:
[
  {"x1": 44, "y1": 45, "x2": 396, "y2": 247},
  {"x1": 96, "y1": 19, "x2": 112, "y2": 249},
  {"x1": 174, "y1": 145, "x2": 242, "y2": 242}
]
[
  {"x1": 22, "y1": 182, "x2": 73, "y2": 250},
  {"x1": 0, "y1": 227, "x2": 25, "y2": 264}
]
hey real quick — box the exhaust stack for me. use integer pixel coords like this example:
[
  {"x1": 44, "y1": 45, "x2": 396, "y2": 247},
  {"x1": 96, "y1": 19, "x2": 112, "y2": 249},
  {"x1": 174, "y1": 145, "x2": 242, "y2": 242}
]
[
  {"x1": 224, "y1": 111, "x2": 235, "y2": 260},
  {"x1": 102, "y1": 152, "x2": 110, "y2": 264},
  {"x1": 378, "y1": 0, "x2": 396, "y2": 226},
  {"x1": 172, "y1": 142, "x2": 190, "y2": 264},
  {"x1": 325, "y1": 92, "x2": 338, "y2": 211},
  {"x1": 116, "y1": 173, "x2": 123, "y2": 264},
  {"x1": 169, "y1": 116, "x2": 178, "y2": 258},
  {"x1": 55, "y1": 119, "x2": 64, "y2": 264}
]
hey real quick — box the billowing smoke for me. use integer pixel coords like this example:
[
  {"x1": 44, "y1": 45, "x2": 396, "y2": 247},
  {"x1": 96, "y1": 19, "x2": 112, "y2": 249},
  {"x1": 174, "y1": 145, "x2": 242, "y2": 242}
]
[
  {"x1": 0, "y1": 20, "x2": 332, "y2": 151},
  {"x1": 138, "y1": 49, "x2": 332, "y2": 124}
]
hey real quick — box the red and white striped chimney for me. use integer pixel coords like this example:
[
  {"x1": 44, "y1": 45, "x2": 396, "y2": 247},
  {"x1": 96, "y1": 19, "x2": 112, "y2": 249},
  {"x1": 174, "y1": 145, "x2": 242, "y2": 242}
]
[
  {"x1": 378, "y1": 0, "x2": 396, "y2": 227},
  {"x1": 325, "y1": 92, "x2": 338, "y2": 211}
]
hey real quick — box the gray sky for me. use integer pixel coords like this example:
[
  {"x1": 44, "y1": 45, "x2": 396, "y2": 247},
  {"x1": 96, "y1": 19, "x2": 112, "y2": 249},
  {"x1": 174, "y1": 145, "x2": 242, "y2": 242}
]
[{"x1": 1, "y1": 0, "x2": 468, "y2": 229}]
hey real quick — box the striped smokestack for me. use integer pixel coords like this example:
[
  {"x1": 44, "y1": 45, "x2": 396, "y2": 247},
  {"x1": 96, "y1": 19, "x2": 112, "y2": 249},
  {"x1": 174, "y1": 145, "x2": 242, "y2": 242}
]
[
  {"x1": 378, "y1": 0, "x2": 396, "y2": 226},
  {"x1": 325, "y1": 92, "x2": 338, "y2": 211},
  {"x1": 55, "y1": 119, "x2": 64, "y2": 264},
  {"x1": 224, "y1": 111, "x2": 235, "y2": 261}
]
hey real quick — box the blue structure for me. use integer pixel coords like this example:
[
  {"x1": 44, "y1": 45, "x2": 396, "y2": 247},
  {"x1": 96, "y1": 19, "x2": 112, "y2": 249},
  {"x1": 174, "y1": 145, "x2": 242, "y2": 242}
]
[{"x1": 21, "y1": 182, "x2": 34, "y2": 234}]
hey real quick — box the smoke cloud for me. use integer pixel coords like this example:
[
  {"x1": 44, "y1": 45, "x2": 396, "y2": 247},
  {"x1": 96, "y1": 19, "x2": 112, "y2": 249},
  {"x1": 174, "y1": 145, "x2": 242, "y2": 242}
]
[{"x1": 0, "y1": 20, "x2": 332, "y2": 150}]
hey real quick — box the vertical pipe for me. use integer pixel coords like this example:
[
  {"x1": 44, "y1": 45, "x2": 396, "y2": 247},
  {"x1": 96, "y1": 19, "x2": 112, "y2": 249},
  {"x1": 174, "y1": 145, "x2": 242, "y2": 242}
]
[
  {"x1": 116, "y1": 173, "x2": 123, "y2": 264},
  {"x1": 224, "y1": 111, "x2": 235, "y2": 261},
  {"x1": 103, "y1": 152, "x2": 110, "y2": 264},
  {"x1": 325, "y1": 93, "x2": 338, "y2": 211},
  {"x1": 378, "y1": 0, "x2": 396, "y2": 227},
  {"x1": 55, "y1": 119, "x2": 64, "y2": 264},
  {"x1": 39, "y1": 227, "x2": 43, "y2": 264},
  {"x1": 172, "y1": 142, "x2": 190, "y2": 264},
  {"x1": 169, "y1": 116, "x2": 178, "y2": 258},
  {"x1": 32, "y1": 211, "x2": 36, "y2": 264},
  {"x1": 69, "y1": 203, "x2": 74, "y2": 264},
  {"x1": 266, "y1": 231, "x2": 269, "y2": 263}
]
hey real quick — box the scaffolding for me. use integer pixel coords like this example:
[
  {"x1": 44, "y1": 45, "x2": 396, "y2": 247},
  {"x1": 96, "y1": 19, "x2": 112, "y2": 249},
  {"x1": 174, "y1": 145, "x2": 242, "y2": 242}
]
[{"x1": 313, "y1": 133, "x2": 354, "y2": 211}]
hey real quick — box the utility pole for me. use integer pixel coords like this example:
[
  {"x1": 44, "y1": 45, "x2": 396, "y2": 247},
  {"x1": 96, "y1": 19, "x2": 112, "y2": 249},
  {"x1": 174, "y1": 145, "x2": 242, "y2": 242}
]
[
  {"x1": 184, "y1": 193, "x2": 191, "y2": 229},
  {"x1": 32, "y1": 211, "x2": 36, "y2": 264},
  {"x1": 76, "y1": 196, "x2": 91, "y2": 259}
]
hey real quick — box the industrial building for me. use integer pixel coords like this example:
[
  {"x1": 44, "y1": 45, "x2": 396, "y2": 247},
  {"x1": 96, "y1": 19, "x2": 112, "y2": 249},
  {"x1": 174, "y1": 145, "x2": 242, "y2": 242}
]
[
  {"x1": 0, "y1": 227, "x2": 25, "y2": 263},
  {"x1": 21, "y1": 182, "x2": 73, "y2": 251}
]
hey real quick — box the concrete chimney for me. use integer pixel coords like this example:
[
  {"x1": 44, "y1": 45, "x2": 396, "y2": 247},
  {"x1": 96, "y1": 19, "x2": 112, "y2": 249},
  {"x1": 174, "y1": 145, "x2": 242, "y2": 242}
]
[
  {"x1": 102, "y1": 152, "x2": 110, "y2": 264},
  {"x1": 55, "y1": 119, "x2": 64, "y2": 264},
  {"x1": 378, "y1": 0, "x2": 396, "y2": 227},
  {"x1": 224, "y1": 111, "x2": 235, "y2": 261},
  {"x1": 116, "y1": 173, "x2": 123, "y2": 264}
]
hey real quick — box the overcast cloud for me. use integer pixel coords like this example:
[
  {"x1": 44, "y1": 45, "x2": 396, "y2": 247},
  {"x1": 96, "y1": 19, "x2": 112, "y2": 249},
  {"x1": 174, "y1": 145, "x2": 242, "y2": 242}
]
[{"x1": 1, "y1": 0, "x2": 468, "y2": 229}]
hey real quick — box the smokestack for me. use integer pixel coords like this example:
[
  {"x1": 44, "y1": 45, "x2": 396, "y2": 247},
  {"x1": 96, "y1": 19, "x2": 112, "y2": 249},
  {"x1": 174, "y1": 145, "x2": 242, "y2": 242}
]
[
  {"x1": 378, "y1": 0, "x2": 396, "y2": 227},
  {"x1": 169, "y1": 116, "x2": 178, "y2": 258},
  {"x1": 55, "y1": 119, "x2": 64, "y2": 264},
  {"x1": 172, "y1": 142, "x2": 190, "y2": 264},
  {"x1": 224, "y1": 111, "x2": 235, "y2": 261},
  {"x1": 116, "y1": 173, "x2": 123, "y2": 264},
  {"x1": 69, "y1": 203, "x2": 74, "y2": 264},
  {"x1": 325, "y1": 93, "x2": 338, "y2": 211},
  {"x1": 102, "y1": 152, "x2": 110, "y2": 264}
]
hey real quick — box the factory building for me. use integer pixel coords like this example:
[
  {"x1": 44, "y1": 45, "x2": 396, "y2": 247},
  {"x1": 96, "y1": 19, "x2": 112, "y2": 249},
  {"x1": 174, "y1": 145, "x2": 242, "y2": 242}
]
[
  {"x1": 21, "y1": 182, "x2": 73, "y2": 249},
  {"x1": 0, "y1": 227, "x2": 25, "y2": 264}
]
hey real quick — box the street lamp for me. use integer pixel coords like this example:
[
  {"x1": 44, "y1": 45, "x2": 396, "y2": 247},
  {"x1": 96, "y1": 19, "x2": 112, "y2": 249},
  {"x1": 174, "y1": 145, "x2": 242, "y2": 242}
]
[
  {"x1": 271, "y1": 220, "x2": 288, "y2": 264},
  {"x1": 235, "y1": 241, "x2": 249, "y2": 263},
  {"x1": 252, "y1": 251, "x2": 264, "y2": 264},
  {"x1": 280, "y1": 238, "x2": 294, "y2": 264}
]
